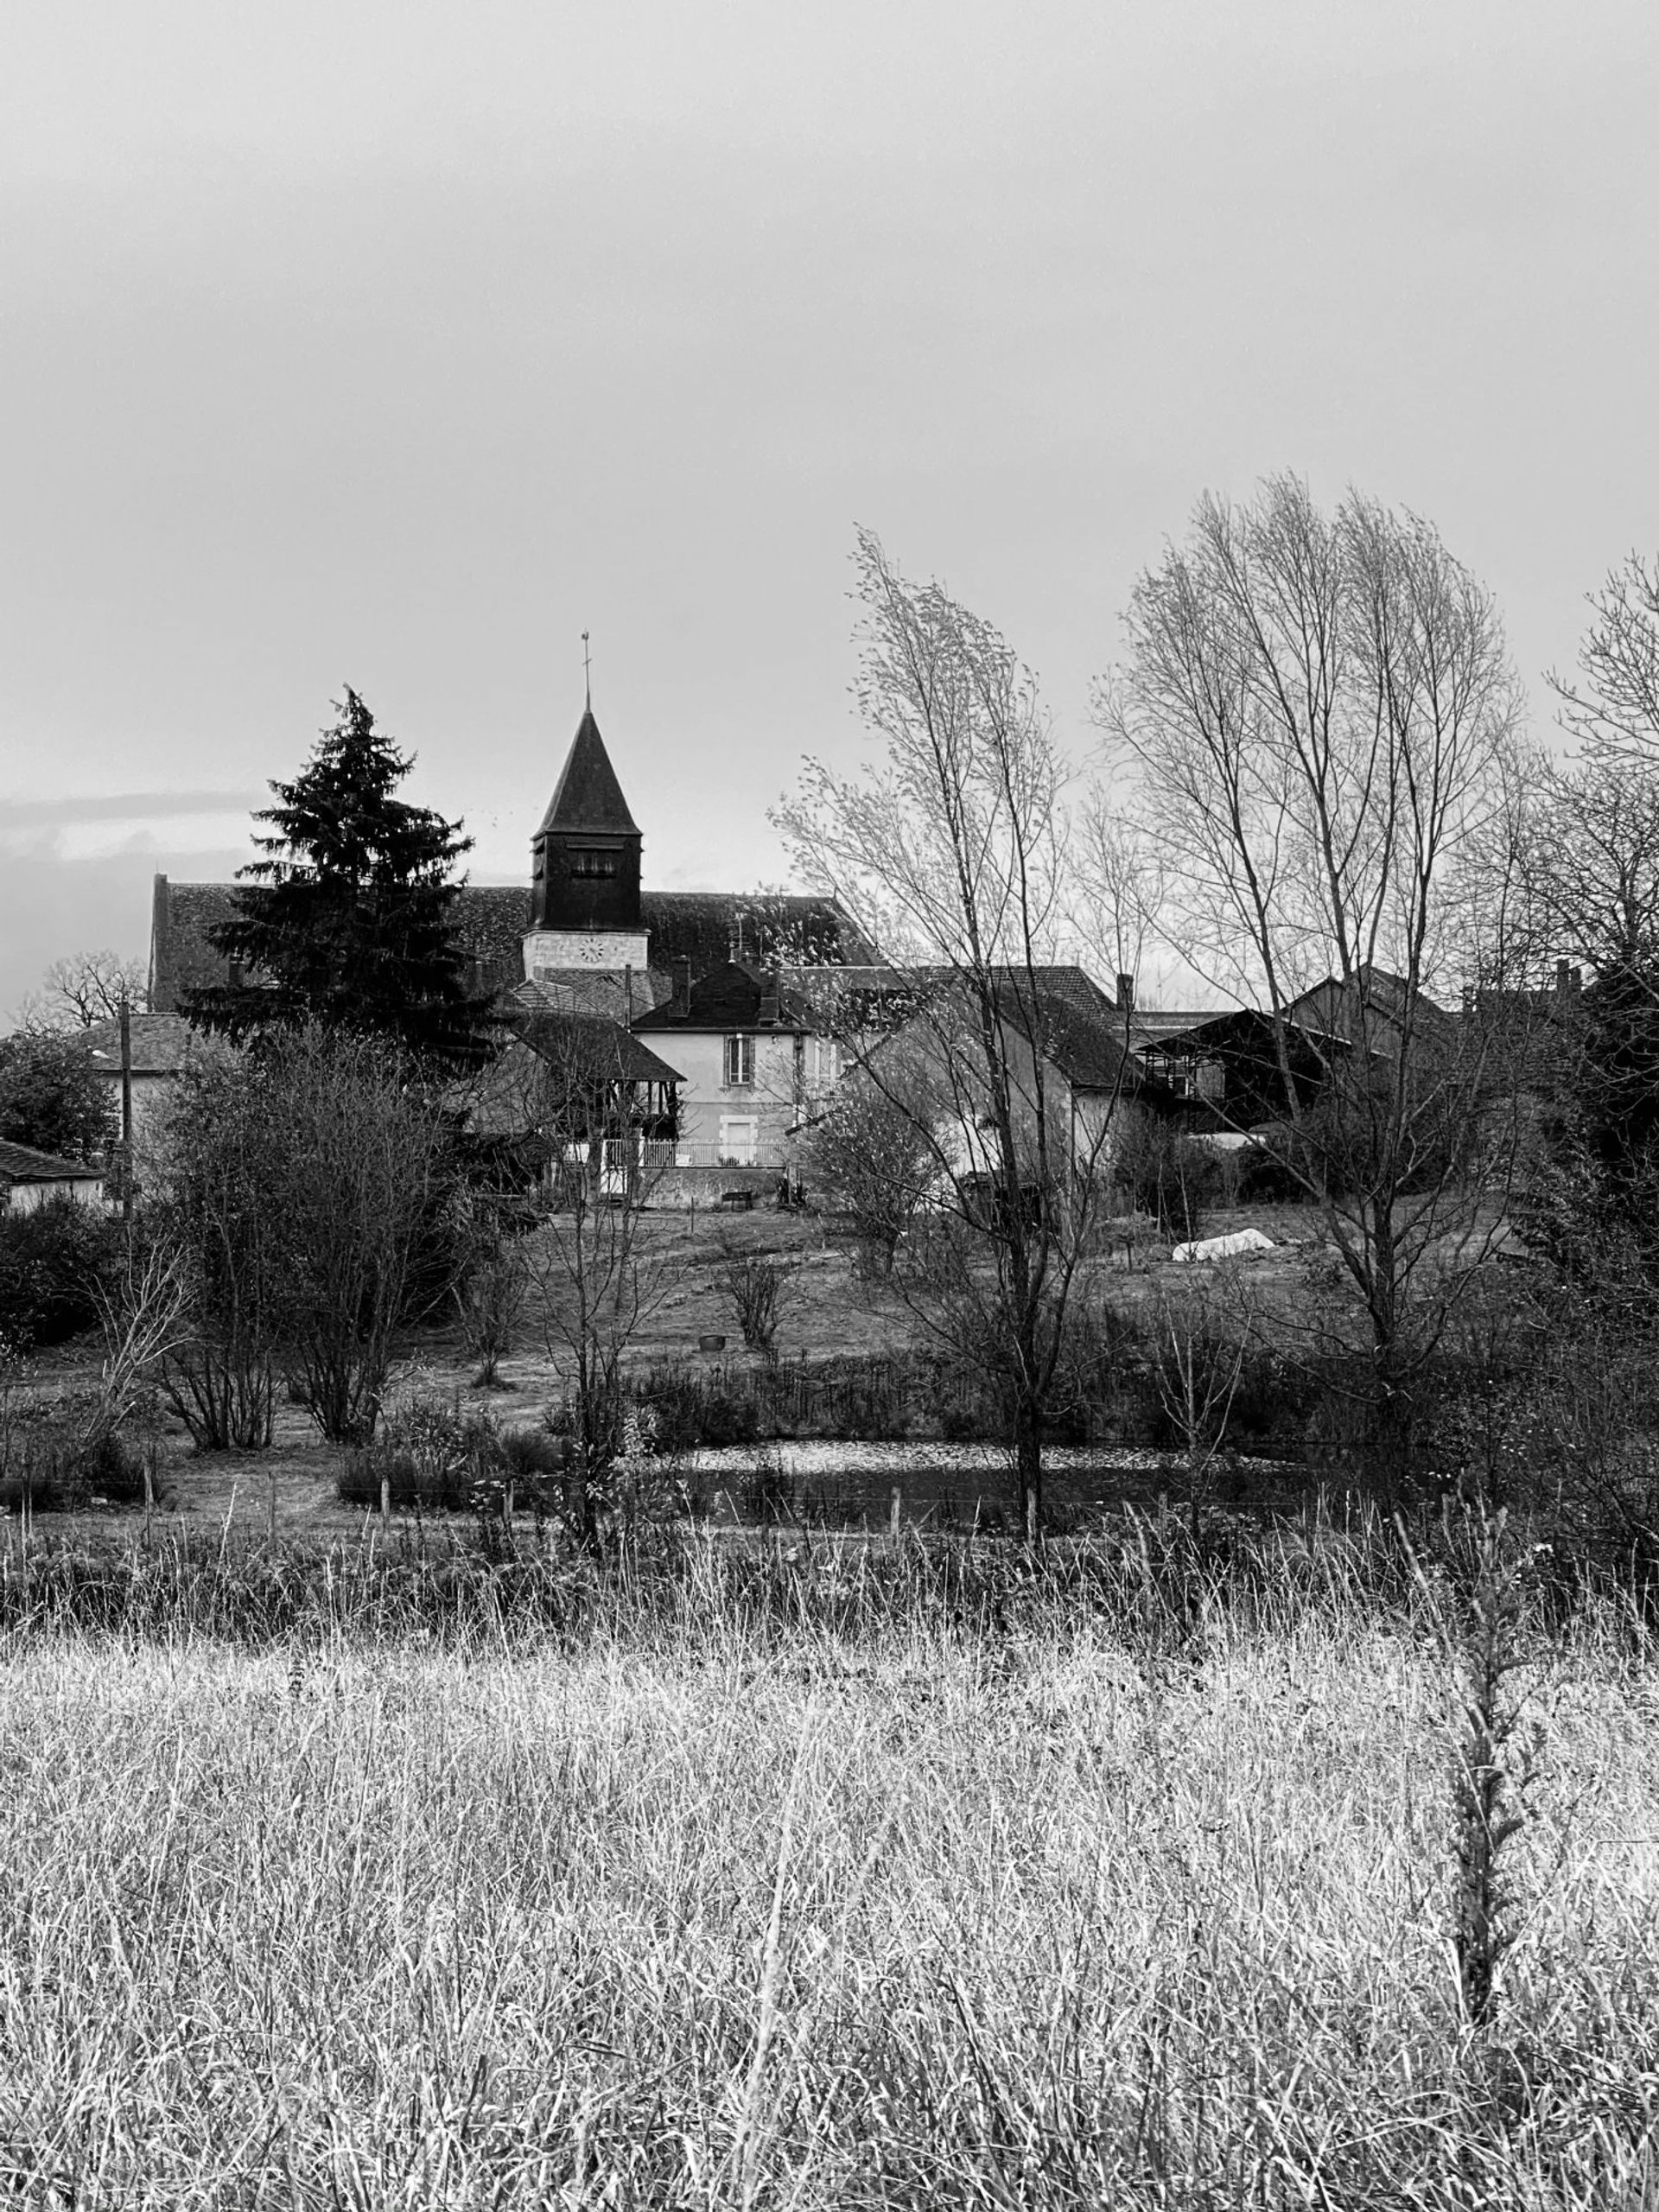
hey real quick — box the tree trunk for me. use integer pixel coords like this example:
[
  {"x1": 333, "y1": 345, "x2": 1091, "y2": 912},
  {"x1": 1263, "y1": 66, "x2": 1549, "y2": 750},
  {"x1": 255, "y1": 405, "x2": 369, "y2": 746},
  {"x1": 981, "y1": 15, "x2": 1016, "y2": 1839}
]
[{"x1": 1014, "y1": 1395, "x2": 1043, "y2": 1541}]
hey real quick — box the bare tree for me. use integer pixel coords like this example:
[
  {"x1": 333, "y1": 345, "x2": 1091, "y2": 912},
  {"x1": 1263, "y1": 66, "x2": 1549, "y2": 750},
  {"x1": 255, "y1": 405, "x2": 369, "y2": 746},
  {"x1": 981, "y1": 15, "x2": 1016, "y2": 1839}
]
[
  {"x1": 241, "y1": 1028, "x2": 452, "y2": 1446},
  {"x1": 1149, "y1": 1279, "x2": 1249, "y2": 1541},
  {"x1": 775, "y1": 528, "x2": 1122, "y2": 1535},
  {"x1": 1103, "y1": 475, "x2": 1526, "y2": 1433},
  {"x1": 801, "y1": 1048, "x2": 944, "y2": 1274},
  {"x1": 448, "y1": 1187, "x2": 528, "y2": 1388},
  {"x1": 151, "y1": 1056, "x2": 283, "y2": 1449},
  {"x1": 1505, "y1": 555, "x2": 1659, "y2": 982},
  {"x1": 1551, "y1": 550, "x2": 1659, "y2": 765},
  {"x1": 505, "y1": 1018, "x2": 676, "y2": 1548},
  {"x1": 84, "y1": 1234, "x2": 190, "y2": 1478},
  {"x1": 19, "y1": 950, "x2": 149, "y2": 1033},
  {"x1": 1069, "y1": 774, "x2": 1173, "y2": 1007}
]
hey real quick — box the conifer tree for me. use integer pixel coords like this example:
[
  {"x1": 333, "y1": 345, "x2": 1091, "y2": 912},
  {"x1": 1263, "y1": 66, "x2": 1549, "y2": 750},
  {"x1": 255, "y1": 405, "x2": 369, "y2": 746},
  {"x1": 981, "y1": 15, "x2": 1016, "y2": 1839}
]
[{"x1": 189, "y1": 690, "x2": 492, "y2": 1066}]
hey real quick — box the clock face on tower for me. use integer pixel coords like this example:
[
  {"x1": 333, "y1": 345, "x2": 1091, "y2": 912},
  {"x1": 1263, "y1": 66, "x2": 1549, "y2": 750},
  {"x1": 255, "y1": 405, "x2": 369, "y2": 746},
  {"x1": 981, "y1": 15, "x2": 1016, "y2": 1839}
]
[{"x1": 523, "y1": 928, "x2": 651, "y2": 978}]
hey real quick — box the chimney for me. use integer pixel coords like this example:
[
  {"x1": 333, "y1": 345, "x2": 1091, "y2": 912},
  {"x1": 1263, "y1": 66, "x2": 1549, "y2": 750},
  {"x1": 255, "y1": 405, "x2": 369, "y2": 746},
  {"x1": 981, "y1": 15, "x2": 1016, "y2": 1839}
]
[
  {"x1": 671, "y1": 958, "x2": 692, "y2": 1020},
  {"x1": 759, "y1": 968, "x2": 781, "y2": 1027},
  {"x1": 1116, "y1": 972, "x2": 1136, "y2": 1016},
  {"x1": 1556, "y1": 959, "x2": 1582, "y2": 997}
]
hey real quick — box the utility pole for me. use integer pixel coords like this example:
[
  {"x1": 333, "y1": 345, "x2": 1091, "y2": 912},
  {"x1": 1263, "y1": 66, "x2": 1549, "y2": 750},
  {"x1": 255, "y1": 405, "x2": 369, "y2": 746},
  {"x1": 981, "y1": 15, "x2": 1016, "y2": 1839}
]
[{"x1": 118, "y1": 992, "x2": 133, "y2": 1228}]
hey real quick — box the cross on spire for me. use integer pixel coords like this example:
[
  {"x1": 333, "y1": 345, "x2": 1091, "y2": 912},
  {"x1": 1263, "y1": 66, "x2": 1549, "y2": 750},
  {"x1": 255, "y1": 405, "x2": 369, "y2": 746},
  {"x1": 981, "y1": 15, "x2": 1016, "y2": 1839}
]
[{"x1": 582, "y1": 630, "x2": 592, "y2": 709}]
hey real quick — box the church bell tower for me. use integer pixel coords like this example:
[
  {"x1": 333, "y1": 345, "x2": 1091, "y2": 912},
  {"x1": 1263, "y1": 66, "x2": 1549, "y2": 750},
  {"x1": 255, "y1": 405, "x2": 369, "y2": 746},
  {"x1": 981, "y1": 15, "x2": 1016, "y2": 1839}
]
[{"x1": 523, "y1": 702, "x2": 651, "y2": 979}]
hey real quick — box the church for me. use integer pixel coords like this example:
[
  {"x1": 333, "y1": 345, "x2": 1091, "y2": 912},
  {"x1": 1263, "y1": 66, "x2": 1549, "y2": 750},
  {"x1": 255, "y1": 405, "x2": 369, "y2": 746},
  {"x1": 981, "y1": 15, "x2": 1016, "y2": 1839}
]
[{"x1": 146, "y1": 702, "x2": 877, "y2": 1177}]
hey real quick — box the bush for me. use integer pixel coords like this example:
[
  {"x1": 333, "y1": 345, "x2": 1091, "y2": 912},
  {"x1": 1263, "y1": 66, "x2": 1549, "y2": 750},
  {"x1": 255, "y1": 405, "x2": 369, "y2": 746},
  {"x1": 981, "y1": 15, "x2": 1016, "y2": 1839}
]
[
  {"x1": 0, "y1": 1198, "x2": 117, "y2": 1349},
  {"x1": 1112, "y1": 1112, "x2": 1224, "y2": 1242},
  {"x1": 337, "y1": 1393, "x2": 579, "y2": 1517},
  {"x1": 0, "y1": 1374, "x2": 162, "y2": 1515},
  {"x1": 716, "y1": 1243, "x2": 793, "y2": 1356}
]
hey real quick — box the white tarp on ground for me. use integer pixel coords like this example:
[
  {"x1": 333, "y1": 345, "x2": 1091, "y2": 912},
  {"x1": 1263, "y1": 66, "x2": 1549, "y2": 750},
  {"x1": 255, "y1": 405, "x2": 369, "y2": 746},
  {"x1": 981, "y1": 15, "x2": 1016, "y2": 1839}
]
[{"x1": 1171, "y1": 1227, "x2": 1275, "y2": 1264}]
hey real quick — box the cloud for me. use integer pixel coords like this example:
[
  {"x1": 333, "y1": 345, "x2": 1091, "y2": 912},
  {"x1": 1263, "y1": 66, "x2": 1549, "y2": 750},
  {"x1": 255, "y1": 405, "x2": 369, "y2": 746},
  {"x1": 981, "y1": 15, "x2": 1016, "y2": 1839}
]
[{"x1": 1, "y1": 788, "x2": 265, "y2": 827}]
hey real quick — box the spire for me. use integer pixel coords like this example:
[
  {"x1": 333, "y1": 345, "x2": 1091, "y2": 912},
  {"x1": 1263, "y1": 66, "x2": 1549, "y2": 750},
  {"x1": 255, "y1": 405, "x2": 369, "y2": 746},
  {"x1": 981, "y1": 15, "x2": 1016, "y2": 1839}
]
[{"x1": 537, "y1": 704, "x2": 640, "y2": 837}]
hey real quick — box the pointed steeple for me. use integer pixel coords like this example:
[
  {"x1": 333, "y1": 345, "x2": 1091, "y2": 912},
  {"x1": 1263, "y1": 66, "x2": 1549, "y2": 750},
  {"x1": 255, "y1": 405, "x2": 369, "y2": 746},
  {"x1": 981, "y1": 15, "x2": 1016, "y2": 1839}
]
[
  {"x1": 529, "y1": 701, "x2": 645, "y2": 937},
  {"x1": 537, "y1": 707, "x2": 640, "y2": 838}
]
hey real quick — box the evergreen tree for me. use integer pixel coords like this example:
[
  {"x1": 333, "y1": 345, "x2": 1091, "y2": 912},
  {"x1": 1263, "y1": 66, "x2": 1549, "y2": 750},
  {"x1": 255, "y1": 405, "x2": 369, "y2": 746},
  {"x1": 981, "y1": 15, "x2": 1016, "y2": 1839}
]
[{"x1": 189, "y1": 690, "x2": 493, "y2": 1065}]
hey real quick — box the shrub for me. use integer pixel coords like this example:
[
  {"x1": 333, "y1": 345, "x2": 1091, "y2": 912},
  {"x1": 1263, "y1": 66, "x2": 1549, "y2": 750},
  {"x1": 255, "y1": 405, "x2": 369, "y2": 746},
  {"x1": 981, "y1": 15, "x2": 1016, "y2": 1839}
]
[
  {"x1": 0, "y1": 1376, "x2": 161, "y2": 1514},
  {"x1": 1112, "y1": 1110, "x2": 1224, "y2": 1243},
  {"x1": 337, "y1": 1388, "x2": 521, "y2": 1515},
  {"x1": 0, "y1": 1197, "x2": 117, "y2": 1349},
  {"x1": 716, "y1": 1243, "x2": 793, "y2": 1356}
]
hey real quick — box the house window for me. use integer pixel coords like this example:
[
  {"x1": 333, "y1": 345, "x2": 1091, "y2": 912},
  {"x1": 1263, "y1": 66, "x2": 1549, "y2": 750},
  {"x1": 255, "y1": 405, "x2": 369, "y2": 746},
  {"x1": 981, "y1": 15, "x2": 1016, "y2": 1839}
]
[
  {"x1": 569, "y1": 849, "x2": 618, "y2": 879},
  {"x1": 724, "y1": 1033, "x2": 755, "y2": 1087},
  {"x1": 719, "y1": 1116, "x2": 758, "y2": 1166}
]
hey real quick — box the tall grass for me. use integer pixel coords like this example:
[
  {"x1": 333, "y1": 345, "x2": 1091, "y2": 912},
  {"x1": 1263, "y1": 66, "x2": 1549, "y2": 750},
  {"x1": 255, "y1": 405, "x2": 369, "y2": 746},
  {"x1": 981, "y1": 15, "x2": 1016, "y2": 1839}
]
[{"x1": 2, "y1": 1520, "x2": 1656, "y2": 2207}]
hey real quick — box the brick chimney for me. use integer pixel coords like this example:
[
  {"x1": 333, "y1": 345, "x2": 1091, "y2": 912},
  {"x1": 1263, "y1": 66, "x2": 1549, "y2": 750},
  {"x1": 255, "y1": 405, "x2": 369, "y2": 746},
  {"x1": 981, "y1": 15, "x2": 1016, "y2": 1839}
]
[
  {"x1": 759, "y1": 968, "x2": 781, "y2": 1027},
  {"x1": 1116, "y1": 971, "x2": 1136, "y2": 1015},
  {"x1": 671, "y1": 958, "x2": 692, "y2": 1020}
]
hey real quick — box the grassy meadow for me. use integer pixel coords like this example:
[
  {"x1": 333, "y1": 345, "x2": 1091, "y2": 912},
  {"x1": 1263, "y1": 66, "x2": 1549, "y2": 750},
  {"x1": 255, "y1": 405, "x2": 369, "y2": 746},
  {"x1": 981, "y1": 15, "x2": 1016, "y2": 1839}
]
[{"x1": 3, "y1": 1529, "x2": 1658, "y2": 2209}]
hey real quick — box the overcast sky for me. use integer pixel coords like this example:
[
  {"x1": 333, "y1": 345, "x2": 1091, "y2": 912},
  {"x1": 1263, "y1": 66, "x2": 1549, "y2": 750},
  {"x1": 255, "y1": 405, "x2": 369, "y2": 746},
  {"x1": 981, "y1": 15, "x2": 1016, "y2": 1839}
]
[{"x1": 3, "y1": 1, "x2": 1657, "y2": 1020}]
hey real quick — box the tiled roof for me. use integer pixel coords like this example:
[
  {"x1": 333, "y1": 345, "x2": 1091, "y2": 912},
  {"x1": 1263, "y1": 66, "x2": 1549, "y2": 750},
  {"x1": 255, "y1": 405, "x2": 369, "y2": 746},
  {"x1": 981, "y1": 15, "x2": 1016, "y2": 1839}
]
[
  {"x1": 536, "y1": 709, "x2": 641, "y2": 836},
  {"x1": 991, "y1": 969, "x2": 1143, "y2": 1093},
  {"x1": 518, "y1": 1011, "x2": 684, "y2": 1087},
  {"x1": 633, "y1": 959, "x2": 824, "y2": 1033},
  {"x1": 641, "y1": 892, "x2": 877, "y2": 974},
  {"x1": 77, "y1": 1011, "x2": 200, "y2": 1075},
  {"x1": 150, "y1": 876, "x2": 875, "y2": 1013},
  {"x1": 451, "y1": 885, "x2": 533, "y2": 963},
  {"x1": 0, "y1": 1138, "x2": 104, "y2": 1183}
]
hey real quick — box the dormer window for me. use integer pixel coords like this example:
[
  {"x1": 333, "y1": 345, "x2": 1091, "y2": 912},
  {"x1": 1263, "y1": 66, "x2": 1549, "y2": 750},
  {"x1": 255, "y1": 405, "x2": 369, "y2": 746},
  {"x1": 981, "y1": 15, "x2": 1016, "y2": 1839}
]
[{"x1": 569, "y1": 849, "x2": 618, "y2": 879}]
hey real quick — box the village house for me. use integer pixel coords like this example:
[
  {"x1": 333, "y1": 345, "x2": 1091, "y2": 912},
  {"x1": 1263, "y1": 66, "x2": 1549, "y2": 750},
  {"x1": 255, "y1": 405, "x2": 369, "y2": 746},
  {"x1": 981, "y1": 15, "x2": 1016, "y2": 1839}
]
[
  {"x1": 1136, "y1": 967, "x2": 1464, "y2": 1134},
  {"x1": 817, "y1": 964, "x2": 1185, "y2": 1199},
  {"x1": 76, "y1": 1010, "x2": 205, "y2": 1160},
  {"x1": 456, "y1": 1007, "x2": 684, "y2": 1200},
  {"x1": 0, "y1": 1138, "x2": 105, "y2": 1216},
  {"x1": 632, "y1": 958, "x2": 840, "y2": 1172}
]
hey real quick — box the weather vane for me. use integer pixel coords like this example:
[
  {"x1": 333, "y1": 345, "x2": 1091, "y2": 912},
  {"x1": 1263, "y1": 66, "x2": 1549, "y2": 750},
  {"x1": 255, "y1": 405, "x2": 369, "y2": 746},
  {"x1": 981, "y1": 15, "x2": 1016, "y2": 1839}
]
[{"x1": 582, "y1": 630, "x2": 592, "y2": 709}]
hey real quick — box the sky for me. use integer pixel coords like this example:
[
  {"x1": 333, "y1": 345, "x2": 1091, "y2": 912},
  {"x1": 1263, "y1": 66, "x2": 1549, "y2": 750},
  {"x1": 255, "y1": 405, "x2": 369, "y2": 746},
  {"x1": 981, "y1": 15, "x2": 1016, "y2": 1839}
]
[{"x1": 3, "y1": 1, "x2": 1658, "y2": 1021}]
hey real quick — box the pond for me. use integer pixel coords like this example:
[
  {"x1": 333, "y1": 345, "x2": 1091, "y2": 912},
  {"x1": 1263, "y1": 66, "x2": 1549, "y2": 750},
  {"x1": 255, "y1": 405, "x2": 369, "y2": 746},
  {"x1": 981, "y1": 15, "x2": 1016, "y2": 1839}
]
[{"x1": 664, "y1": 1440, "x2": 1287, "y2": 1532}]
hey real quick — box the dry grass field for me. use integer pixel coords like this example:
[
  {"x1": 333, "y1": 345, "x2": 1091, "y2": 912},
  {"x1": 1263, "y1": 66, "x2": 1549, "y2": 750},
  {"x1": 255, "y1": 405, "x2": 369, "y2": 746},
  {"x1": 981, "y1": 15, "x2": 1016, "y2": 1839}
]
[{"x1": 3, "y1": 1544, "x2": 1657, "y2": 2209}]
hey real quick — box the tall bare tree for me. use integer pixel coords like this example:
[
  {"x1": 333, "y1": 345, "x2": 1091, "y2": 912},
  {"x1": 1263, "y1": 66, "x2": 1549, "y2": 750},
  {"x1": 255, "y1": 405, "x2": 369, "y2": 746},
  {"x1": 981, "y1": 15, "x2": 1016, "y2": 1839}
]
[
  {"x1": 152, "y1": 1057, "x2": 282, "y2": 1448},
  {"x1": 775, "y1": 529, "x2": 1121, "y2": 1534},
  {"x1": 1510, "y1": 553, "x2": 1659, "y2": 979},
  {"x1": 501, "y1": 1018, "x2": 676, "y2": 1547},
  {"x1": 1506, "y1": 556, "x2": 1659, "y2": 1284},
  {"x1": 1103, "y1": 475, "x2": 1525, "y2": 1427},
  {"x1": 17, "y1": 949, "x2": 149, "y2": 1033}
]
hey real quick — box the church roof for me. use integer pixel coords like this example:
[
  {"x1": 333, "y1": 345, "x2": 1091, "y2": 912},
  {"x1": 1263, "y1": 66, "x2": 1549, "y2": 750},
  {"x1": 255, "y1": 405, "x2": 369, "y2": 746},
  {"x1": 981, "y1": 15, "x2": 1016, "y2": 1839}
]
[
  {"x1": 148, "y1": 880, "x2": 878, "y2": 1012},
  {"x1": 537, "y1": 708, "x2": 640, "y2": 838}
]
